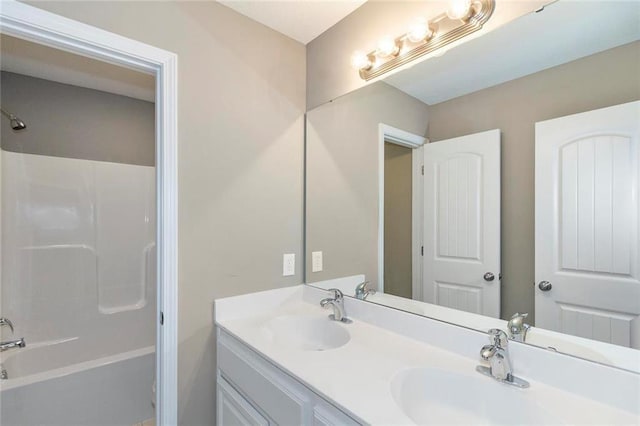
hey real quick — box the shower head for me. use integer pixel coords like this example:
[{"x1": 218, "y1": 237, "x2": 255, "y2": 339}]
[
  {"x1": 9, "y1": 115, "x2": 26, "y2": 131},
  {"x1": 0, "y1": 107, "x2": 27, "y2": 131}
]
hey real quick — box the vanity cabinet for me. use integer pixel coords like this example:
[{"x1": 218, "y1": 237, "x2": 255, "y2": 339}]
[
  {"x1": 217, "y1": 376, "x2": 269, "y2": 426},
  {"x1": 217, "y1": 329, "x2": 361, "y2": 426}
]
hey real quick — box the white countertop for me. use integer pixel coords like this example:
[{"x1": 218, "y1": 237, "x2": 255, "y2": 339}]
[
  {"x1": 215, "y1": 285, "x2": 640, "y2": 425},
  {"x1": 308, "y1": 275, "x2": 640, "y2": 373}
]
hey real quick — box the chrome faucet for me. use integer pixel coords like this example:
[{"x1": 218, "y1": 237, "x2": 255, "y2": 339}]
[
  {"x1": 0, "y1": 317, "x2": 15, "y2": 333},
  {"x1": 476, "y1": 328, "x2": 529, "y2": 388},
  {"x1": 0, "y1": 337, "x2": 25, "y2": 352},
  {"x1": 0, "y1": 317, "x2": 26, "y2": 352},
  {"x1": 355, "y1": 281, "x2": 376, "y2": 300},
  {"x1": 508, "y1": 312, "x2": 531, "y2": 342},
  {"x1": 320, "y1": 288, "x2": 350, "y2": 323}
]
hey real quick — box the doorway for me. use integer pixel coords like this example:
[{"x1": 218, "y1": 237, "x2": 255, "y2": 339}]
[
  {"x1": 377, "y1": 124, "x2": 425, "y2": 298},
  {"x1": 384, "y1": 142, "x2": 413, "y2": 299},
  {"x1": 0, "y1": 3, "x2": 178, "y2": 424}
]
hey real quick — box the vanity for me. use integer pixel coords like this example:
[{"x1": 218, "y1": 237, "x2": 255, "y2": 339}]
[{"x1": 215, "y1": 285, "x2": 640, "y2": 425}]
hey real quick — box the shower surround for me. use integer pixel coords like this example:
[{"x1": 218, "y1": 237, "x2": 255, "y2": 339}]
[{"x1": 0, "y1": 150, "x2": 156, "y2": 424}]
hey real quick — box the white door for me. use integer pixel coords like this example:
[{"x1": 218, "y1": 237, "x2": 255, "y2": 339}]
[
  {"x1": 423, "y1": 129, "x2": 501, "y2": 317},
  {"x1": 535, "y1": 101, "x2": 640, "y2": 348}
]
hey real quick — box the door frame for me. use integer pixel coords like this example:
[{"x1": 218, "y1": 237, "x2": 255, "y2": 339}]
[
  {"x1": 0, "y1": 2, "x2": 179, "y2": 424},
  {"x1": 378, "y1": 124, "x2": 426, "y2": 299}
]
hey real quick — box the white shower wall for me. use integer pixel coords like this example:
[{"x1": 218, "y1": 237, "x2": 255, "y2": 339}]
[{"x1": 1, "y1": 150, "x2": 156, "y2": 359}]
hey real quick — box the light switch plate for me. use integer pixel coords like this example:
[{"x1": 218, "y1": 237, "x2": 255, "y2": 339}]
[
  {"x1": 311, "y1": 251, "x2": 323, "y2": 272},
  {"x1": 283, "y1": 253, "x2": 295, "y2": 276}
]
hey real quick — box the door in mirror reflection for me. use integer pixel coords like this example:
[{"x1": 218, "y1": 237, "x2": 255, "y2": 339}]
[
  {"x1": 424, "y1": 129, "x2": 501, "y2": 317},
  {"x1": 535, "y1": 101, "x2": 640, "y2": 348}
]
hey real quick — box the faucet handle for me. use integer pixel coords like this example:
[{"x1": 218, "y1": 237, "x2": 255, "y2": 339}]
[
  {"x1": 326, "y1": 288, "x2": 343, "y2": 300},
  {"x1": 480, "y1": 344, "x2": 498, "y2": 361},
  {"x1": 355, "y1": 281, "x2": 376, "y2": 299},
  {"x1": 0, "y1": 318, "x2": 14, "y2": 334},
  {"x1": 508, "y1": 312, "x2": 529, "y2": 331},
  {"x1": 487, "y1": 328, "x2": 508, "y2": 348}
]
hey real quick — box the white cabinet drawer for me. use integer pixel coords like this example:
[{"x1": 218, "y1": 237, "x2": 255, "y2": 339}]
[
  {"x1": 217, "y1": 376, "x2": 269, "y2": 426},
  {"x1": 217, "y1": 329, "x2": 362, "y2": 426},
  {"x1": 218, "y1": 330, "x2": 309, "y2": 425}
]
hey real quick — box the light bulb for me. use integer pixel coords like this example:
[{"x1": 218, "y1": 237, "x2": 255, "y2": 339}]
[
  {"x1": 446, "y1": 0, "x2": 472, "y2": 20},
  {"x1": 350, "y1": 50, "x2": 372, "y2": 70},
  {"x1": 376, "y1": 36, "x2": 399, "y2": 58},
  {"x1": 407, "y1": 17, "x2": 433, "y2": 43}
]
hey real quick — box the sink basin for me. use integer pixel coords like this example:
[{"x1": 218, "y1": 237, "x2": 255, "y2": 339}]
[
  {"x1": 391, "y1": 368, "x2": 560, "y2": 425},
  {"x1": 261, "y1": 315, "x2": 350, "y2": 351}
]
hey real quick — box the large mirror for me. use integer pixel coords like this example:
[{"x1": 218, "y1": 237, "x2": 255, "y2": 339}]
[{"x1": 305, "y1": 0, "x2": 640, "y2": 372}]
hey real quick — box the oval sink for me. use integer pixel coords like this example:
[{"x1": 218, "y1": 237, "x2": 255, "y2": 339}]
[
  {"x1": 261, "y1": 315, "x2": 350, "y2": 351},
  {"x1": 391, "y1": 368, "x2": 560, "y2": 425}
]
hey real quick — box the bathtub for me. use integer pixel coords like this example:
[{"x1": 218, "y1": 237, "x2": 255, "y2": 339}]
[{"x1": 0, "y1": 339, "x2": 155, "y2": 426}]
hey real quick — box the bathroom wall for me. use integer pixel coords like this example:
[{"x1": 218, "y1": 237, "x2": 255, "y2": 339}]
[
  {"x1": 427, "y1": 41, "x2": 640, "y2": 323},
  {"x1": 23, "y1": 2, "x2": 306, "y2": 424},
  {"x1": 306, "y1": 0, "x2": 550, "y2": 109},
  {"x1": 1, "y1": 72, "x2": 155, "y2": 165},
  {"x1": 306, "y1": 82, "x2": 428, "y2": 287},
  {"x1": 384, "y1": 142, "x2": 412, "y2": 299}
]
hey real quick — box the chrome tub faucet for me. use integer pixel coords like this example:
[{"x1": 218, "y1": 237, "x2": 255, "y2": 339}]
[
  {"x1": 0, "y1": 337, "x2": 25, "y2": 352},
  {"x1": 0, "y1": 317, "x2": 26, "y2": 352},
  {"x1": 320, "y1": 288, "x2": 351, "y2": 323},
  {"x1": 0, "y1": 317, "x2": 15, "y2": 333},
  {"x1": 476, "y1": 328, "x2": 529, "y2": 388}
]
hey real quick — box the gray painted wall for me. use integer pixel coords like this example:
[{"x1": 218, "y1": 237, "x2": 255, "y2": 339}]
[
  {"x1": 1, "y1": 71, "x2": 155, "y2": 165},
  {"x1": 384, "y1": 142, "x2": 412, "y2": 299},
  {"x1": 306, "y1": 82, "x2": 429, "y2": 287},
  {"x1": 24, "y1": 2, "x2": 306, "y2": 425},
  {"x1": 428, "y1": 41, "x2": 640, "y2": 323}
]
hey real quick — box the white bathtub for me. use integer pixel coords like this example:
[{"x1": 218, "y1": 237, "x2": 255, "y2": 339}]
[{"x1": 0, "y1": 340, "x2": 155, "y2": 426}]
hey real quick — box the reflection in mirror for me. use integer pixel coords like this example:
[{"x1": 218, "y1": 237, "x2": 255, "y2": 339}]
[{"x1": 305, "y1": 0, "x2": 640, "y2": 372}]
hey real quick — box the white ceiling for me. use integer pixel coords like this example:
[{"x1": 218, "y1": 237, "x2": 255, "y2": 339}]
[
  {"x1": 1, "y1": 34, "x2": 156, "y2": 102},
  {"x1": 218, "y1": 0, "x2": 367, "y2": 44},
  {"x1": 384, "y1": 1, "x2": 640, "y2": 105}
]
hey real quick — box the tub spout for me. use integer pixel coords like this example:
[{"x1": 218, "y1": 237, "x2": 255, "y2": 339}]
[
  {"x1": 0, "y1": 317, "x2": 15, "y2": 333},
  {"x1": 0, "y1": 337, "x2": 25, "y2": 352}
]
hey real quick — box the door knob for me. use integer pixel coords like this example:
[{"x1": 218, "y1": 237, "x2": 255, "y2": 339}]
[
  {"x1": 483, "y1": 272, "x2": 495, "y2": 282},
  {"x1": 538, "y1": 281, "x2": 552, "y2": 291}
]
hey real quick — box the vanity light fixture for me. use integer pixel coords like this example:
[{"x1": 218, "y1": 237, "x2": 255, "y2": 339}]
[
  {"x1": 376, "y1": 35, "x2": 401, "y2": 58},
  {"x1": 351, "y1": 50, "x2": 373, "y2": 70},
  {"x1": 352, "y1": 0, "x2": 495, "y2": 81},
  {"x1": 447, "y1": 0, "x2": 473, "y2": 20},
  {"x1": 407, "y1": 17, "x2": 434, "y2": 43}
]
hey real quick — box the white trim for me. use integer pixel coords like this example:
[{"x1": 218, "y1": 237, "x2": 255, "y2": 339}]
[
  {"x1": 0, "y1": 2, "x2": 179, "y2": 425},
  {"x1": 378, "y1": 124, "x2": 425, "y2": 294},
  {"x1": 411, "y1": 145, "x2": 425, "y2": 302}
]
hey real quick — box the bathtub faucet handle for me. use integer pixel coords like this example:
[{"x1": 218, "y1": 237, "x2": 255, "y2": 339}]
[
  {"x1": 0, "y1": 318, "x2": 14, "y2": 334},
  {"x1": 0, "y1": 337, "x2": 25, "y2": 352}
]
